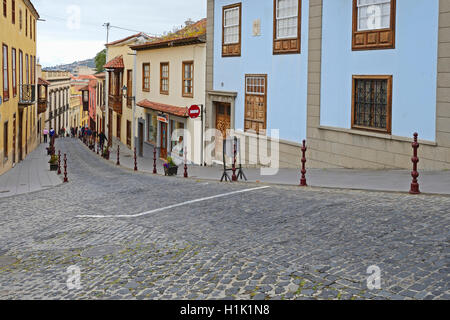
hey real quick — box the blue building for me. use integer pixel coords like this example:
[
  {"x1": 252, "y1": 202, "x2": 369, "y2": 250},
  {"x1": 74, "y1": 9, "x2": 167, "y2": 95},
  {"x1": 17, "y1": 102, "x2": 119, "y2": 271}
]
[
  {"x1": 206, "y1": 0, "x2": 310, "y2": 167},
  {"x1": 206, "y1": 0, "x2": 450, "y2": 170}
]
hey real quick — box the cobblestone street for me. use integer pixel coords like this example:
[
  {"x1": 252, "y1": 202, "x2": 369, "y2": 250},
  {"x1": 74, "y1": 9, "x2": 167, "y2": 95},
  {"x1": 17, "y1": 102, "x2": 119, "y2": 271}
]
[{"x1": 0, "y1": 139, "x2": 448, "y2": 300}]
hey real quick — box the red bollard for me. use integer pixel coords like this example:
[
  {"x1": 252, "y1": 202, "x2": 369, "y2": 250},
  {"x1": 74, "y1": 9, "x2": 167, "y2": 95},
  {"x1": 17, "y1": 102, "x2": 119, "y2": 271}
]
[
  {"x1": 184, "y1": 149, "x2": 188, "y2": 178},
  {"x1": 63, "y1": 154, "x2": 69, "y2": 183},
  {"x1": 410, "y1": 132, "x2": 420, "y2": 194},
  {"x1": 57, "y1": 150, "x2": 62, "y2": 175},
  {"x1": 116, "y1": 145, "x2": 120, "y2": 166},
  {"x1": 153, "y1": 148, "x2": 157, "y2": 174},
  {"x1": 232, "y1": 140, "x2": 237, "y2": 182},
  {"x1": 134, "y1": 148, "x2": 138, "y2": 171},
  {"x1": 300, "y1": 140, "x2": 307, "y2": 187}
]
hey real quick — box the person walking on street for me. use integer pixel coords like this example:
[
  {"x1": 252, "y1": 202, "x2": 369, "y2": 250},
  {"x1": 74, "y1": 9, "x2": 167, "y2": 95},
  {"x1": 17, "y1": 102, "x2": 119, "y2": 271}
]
[
  {"x1": 43, "y1": 128, "x2": 48, "y2": 143},
  {"x1": 98, "y1": 132, "x2": 107, "y2": 150}
]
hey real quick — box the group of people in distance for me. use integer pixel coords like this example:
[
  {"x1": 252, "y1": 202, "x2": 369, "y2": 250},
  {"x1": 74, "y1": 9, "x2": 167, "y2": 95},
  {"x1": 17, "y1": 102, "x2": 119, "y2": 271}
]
[{"x1": 43, "y1": 126, "x2": 108, "y2": 150}]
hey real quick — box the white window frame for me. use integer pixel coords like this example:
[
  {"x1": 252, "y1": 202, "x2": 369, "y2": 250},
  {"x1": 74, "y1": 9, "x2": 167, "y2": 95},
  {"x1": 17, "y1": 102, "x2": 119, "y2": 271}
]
[
  {"x1": 356, "y1": 0, "x2": 391, "y2": 32},
  {"x1": 246, "y1": 76, "x2": 266, "y2": 96},
  {"x1": 275, "y1": 0, "x2": 299, "y2": 40},
  {"x1": 223, "y1": 6, "x2": 240, "y2": 45}
]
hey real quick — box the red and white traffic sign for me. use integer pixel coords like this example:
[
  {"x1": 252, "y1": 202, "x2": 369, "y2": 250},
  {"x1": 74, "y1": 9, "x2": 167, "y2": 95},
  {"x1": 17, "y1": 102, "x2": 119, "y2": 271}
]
[{"x1": 188, "y1": 105, "x2": 201, "y2": 119}]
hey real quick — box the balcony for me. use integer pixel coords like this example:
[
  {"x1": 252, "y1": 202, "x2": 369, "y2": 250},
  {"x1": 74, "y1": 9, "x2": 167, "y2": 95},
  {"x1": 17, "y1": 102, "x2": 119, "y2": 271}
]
[
  {"x1": 109, "y1": 94, "x2": 123, "y2": 114},
  {"x1": 19, "y1": 84, "x2": 36, "y2": 106},
  {"x1": 38, "y1": 98, "x2": 47, "y2": 114}
]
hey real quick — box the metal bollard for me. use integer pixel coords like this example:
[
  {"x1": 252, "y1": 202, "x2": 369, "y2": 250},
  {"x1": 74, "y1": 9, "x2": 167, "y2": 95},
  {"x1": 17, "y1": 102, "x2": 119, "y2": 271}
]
[
  {"x1": 409, "y1": 133, "x2": 420, "y2": 194},
  {"x1": 57, "y1": 150, "x2": 62, "y2": 175},
  {"x1": 134, "y1": 148, "x2": 138, "y2": 171},
  {"x1": 116, "y1": 145, "x2": 120, "y2": 166},
  {"x1": 153, "y1": 148, "x2": 157, "y2": 174},
  {"x1": 232, "y1": 140, "x2": 237, "y2": 182},
  {"x1": 63, "y1": 154, "x2": 69, "y2": 183},
  {"x1": 300, "y1": 140, "x2": 307, "y2": 187},
  {"x1": 184, "y1": 149, "x2": 188, "y2": 178}
]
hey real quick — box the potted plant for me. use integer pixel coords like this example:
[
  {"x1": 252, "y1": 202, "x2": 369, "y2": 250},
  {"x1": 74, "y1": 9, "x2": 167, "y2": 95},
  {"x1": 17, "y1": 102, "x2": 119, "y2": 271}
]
[
  {"x1": 48, "y1": 155, "x2": 59, "y2": 171},
  {"x1": 164, "y1": 157, "x2": 178, "y2": 176},
  {"x1": 102, "y1": 146, "x2": 110, "y2": 160}
]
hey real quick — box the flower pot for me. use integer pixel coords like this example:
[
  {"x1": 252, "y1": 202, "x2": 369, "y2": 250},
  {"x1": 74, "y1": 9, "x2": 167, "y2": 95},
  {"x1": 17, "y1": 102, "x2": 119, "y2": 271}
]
[
  {"x1": 164, "y1": 165, "x2": 178, "y2": 176},
  {"x1": 50, "y1": 164, "x2": 58, "y2": 171}
]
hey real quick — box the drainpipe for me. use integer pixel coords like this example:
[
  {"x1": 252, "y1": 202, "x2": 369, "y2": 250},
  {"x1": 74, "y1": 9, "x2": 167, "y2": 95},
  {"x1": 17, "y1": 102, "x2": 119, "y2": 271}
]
[{"x1": 132, "y1": 50, "x2": 137, "y2": 154}]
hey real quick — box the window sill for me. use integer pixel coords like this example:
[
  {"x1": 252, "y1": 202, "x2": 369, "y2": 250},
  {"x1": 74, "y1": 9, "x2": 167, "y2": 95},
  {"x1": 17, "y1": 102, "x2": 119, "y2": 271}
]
[{"x1": 318, "y1": 125, "x2": 437, "y2": 146}]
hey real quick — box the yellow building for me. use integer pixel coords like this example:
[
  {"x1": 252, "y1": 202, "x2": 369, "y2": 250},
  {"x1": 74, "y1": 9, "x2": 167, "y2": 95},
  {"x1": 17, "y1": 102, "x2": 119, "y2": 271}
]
[
  {"x1": 105, "y1": 33, "x2": 154, "y2": 149},
  {"x1": 94, "y1": 72, "x2": 106, "y2": 134},
  {"x1": 130, "y1": 19, "x2": 206, "y2": 164},
  {"x1": 69, "y1": 86, "x2": 81, "y2": 129},
  {"x1": 0, "y1": 0, "x2": 40, "y2": 175},
  {"x1": 70, "y1": 85, "x2": 87, "y2": 128}
]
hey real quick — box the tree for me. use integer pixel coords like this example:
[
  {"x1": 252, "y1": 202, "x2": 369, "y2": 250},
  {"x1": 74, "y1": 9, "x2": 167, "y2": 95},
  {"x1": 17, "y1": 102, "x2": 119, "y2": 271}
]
[{"x1": 95, "y1": 49, "x2": 106, "y2": 72}]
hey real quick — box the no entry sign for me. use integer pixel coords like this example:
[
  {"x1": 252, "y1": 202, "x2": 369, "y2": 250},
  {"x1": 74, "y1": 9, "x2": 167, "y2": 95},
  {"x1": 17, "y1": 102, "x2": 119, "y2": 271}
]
[{"x1": 188, "y1": 105, "x2": 201, "y2": 119}]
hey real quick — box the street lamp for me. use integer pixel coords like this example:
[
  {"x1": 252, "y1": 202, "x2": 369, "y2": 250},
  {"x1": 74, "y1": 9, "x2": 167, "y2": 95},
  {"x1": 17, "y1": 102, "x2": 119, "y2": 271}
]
[{"x1": 122, "y1": 85, "x2": 135, "y2": 101}]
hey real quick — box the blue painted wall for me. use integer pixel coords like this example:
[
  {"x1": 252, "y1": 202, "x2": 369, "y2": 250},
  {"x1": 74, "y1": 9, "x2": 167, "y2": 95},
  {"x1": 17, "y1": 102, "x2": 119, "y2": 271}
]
[
  {"x1": 213, "y1": 0, "x2": 310, "y2": 143},
  {"x1": 320, "y1": 0, "x2": 439, "y2": 141}
]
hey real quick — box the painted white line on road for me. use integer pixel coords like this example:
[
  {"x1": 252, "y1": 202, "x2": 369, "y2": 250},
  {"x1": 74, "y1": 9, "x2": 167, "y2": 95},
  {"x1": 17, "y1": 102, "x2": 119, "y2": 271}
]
[{"x1": 77, "y1": 186, "x2": 270, "y2": 219}]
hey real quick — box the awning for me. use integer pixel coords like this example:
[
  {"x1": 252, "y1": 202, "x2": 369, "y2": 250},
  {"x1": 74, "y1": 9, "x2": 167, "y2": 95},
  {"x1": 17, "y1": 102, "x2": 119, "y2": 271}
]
[
  {"x1": 104, "y1": 55, "x2": 124, "y2": 69},
  {"x1": 137, "y1": 99, "x2": 188, "y2": 118}
]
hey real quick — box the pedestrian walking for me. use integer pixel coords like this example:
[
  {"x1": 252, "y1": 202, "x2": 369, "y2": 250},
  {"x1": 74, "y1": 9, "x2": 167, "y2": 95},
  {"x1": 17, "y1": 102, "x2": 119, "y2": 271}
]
[
  {"x1": 98, "y1": 132, "x2": 107, "y2": 150},
  {"x1": 43, "y1": 128, "x2": 48, "y2": 143}
]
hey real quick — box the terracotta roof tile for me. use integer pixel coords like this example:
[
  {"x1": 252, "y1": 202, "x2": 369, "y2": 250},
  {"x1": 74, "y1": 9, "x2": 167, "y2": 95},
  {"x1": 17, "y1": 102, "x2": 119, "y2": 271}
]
[
  {"x1": 137, "y1": 99, "x2": 188, "y2": 118},
  {"x1": 38, "y1": 78, "x2": 50, "y2": 86},
  {"x1": 104, "y1": 55, "x2": 124, "y2": 69},
  {"x1": 130, "y1": 18, "x2": 206, "y2": 51},
  {"x1": 106, "y1": 32, "x2": 156, "y2": 46}
]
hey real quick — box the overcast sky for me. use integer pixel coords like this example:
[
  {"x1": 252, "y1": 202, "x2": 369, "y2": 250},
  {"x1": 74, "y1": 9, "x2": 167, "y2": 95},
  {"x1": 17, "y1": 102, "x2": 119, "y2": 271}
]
[{"x1": 34, "y1": 0, "x2": 207, "y2": 67}]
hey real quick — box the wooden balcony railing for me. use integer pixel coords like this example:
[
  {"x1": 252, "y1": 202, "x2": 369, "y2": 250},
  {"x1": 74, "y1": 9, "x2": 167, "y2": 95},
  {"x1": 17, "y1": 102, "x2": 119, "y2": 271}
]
[
  {"x1": 109, "y1": 94, "x2": 123, "y2": 114},
  {"x1": 38, "y1": 98, "x2": 47, "y2": 114},
  {"x1": 19, "y1": 84, "x2": 36, "y2": 105}
]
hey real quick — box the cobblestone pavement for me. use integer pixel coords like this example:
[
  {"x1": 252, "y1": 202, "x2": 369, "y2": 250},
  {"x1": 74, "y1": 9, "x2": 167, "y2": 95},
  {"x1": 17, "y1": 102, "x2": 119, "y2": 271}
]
[{"x1": 0, "y1": 139, "x2": 448, "y2": 300}]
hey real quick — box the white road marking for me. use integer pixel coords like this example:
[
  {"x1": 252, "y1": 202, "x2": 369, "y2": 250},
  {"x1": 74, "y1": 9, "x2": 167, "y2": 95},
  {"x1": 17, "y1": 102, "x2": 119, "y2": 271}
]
[{"x1": 77, "y1": 186, "x2": 270, "y2": 219}]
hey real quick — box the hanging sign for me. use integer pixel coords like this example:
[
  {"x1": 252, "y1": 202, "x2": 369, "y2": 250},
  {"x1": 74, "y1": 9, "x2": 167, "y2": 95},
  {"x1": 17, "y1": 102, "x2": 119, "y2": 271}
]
[{"x1": 157, "y1": 115, "x2": 168, "y2": 123}]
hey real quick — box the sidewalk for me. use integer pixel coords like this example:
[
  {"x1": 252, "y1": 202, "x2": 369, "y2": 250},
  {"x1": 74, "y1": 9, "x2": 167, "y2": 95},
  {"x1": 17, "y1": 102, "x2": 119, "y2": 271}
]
[
  {"x1": 102, "y1": 139, "x2": 450, "y2": 195},
  {"x1": 0, "y1": 143, "x2": 62, "y2": 198}
]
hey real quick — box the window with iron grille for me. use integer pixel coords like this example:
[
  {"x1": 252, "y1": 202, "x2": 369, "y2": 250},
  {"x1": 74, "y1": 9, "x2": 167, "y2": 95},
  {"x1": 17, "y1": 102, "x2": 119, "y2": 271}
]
[{"x1": 352, "y1": 76, "x2": 392, "y2": 133}]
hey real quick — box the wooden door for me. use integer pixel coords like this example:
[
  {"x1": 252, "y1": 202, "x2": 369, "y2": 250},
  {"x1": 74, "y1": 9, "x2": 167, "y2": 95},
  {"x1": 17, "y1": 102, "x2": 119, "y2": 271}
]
[
  {"x1": 215, "y1": 102, "x2": 231, "y2": 159},
  {"x1": 245, "y1": 75, "x2": 267, "y2": 134},
  {"x1": 126, "y1": 120, "x2": 131, "y2": 147},
  {"x1": 116, "y1": 114, "x2": 121, "y2": 140},
  {"x1": 18, "y1": 111, "x2": 23, "y2": 161},
  {"x1": 12, "y1": 115, "x2": 16, "y2": 164},
  {"x1": 160, "y1": 122, "x2": 168, "y2": 159},
  {"x1": 108, "y1": 109, "x2": 113, "y2": 145},
  {"x1": 138, "y1": 122, "x2": 144, "y2": 157}
]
